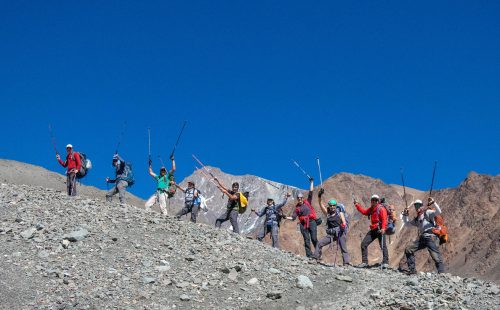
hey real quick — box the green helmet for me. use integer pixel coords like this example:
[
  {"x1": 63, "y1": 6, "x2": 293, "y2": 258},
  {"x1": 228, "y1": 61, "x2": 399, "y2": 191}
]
[{"x1": 328, "y1": 199, "x2": 337, "y2": 207}]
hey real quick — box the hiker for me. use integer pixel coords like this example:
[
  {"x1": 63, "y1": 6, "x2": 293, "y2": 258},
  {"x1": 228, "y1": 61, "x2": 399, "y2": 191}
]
[
  {"x1": 354, "y1": 194, "x2": 389, "y2": 268},
  {"x1": 105, "y1": 154, "x2": 132, "y2": 204},
  {"x1": 56, "y1": 144, "x2": 81, "y2": 196},
  {"x1": 402, "y1": 197, "x2": 445, "y2": 274},
  {"x1": 251, "y1": 192, "x2": 291, "y2": 248},
  {"x1": 145, "y1": 156, "x2": 176, "y2": 215},
  {"x1": 214, "y1": 178, "x2": 248, "y2": 233},
  {"x1": 286, "y1": 178, "x2": 318, "y2": 258},
  {"x1": 313, "y1": 189, "x2": 350, "y2": 265},
  {"x1": 174, "y1": 181, "x2": 201, "y2": 222}
]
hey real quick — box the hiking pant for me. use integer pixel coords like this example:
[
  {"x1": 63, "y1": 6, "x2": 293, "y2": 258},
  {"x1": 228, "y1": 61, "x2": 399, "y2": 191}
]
[
  {"x1": 257, "y1": 222, "x2": 280, "y2": 248},
  {"x1": 405, "y1": 234, "x2": 445, "y2": 273},
  {"x1": 145, "y1": 191, "x2": 169, "y2": 215},
  {"x1": 106, "y1": 180, "x2": 128, "y2": 204},
  {"x1": 300, "y1": 220, "x2": 318, "y2": 258},
  {"x1": 215, "y1": 209, "x2": 239, "y2": 233},
  {"x1": 66, "y1": 172, "x2": 77, "y2": 196},
  {"x1": 176, "y1": 202, "x2": 200, "y2": 223},
  {"x1": 314, "y1": 232, "x2": 350, "y2": 264},
  {"x1": 361, "y1": 229, "x2": 389, "y2": 264}
]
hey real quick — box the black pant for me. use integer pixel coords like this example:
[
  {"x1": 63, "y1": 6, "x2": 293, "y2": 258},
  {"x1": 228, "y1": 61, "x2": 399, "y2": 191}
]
[
  {"x1": 300, "y1": 220, "x2": 318, "y2": 257},
  {"x1": 215, "y1": 209, "x2": 239, "y2": 233},
  {"x1": 176, "y1": 202, "x2": 200, "y2": 223},
  {"x1": 405, "y1": 234, "x2": 445, "y2": 273},
  {"x1": 66, "y1": 172, "x2": 77, "y2": 196},
  {"x1": 361, "y1": 229, "x2": 389, "y2": 264}
]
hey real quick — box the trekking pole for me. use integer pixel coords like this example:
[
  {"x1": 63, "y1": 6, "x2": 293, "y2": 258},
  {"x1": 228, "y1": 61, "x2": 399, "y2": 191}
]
[
  {"x1": 158, "y1": 155, "x2": 165, "y2": 168},
  {"x1": 428, "y1": 161, "x2": 437, "y2": 199},
  {"x1": 400, "y1": 168, "x2": 409, "y2": 209},
  {"x1": 380, "y1": 234, "x2": 385, "y2": 270},
  {"x1": 115, "y1": 121, "x2": 127, "y2": 154},
  {"x1": 195, "y1": 166, "x2": 219, "y2": 186},
  {"x1": 48, "y1": 123, "x2": 58, "y2": 155},
  {"x1": 291, "y1": 159, "x2": 313, "y2": 181},
  {"x1": 148, "y1": 127, "x2": 151, "y2": 166},
  {"x1": 170, "y1": 120, "x2": 187, "y2": 159},
  {"x1": 316, "y1": 157, "x2": 323, "y2": 188},
  {"x1": 334, "y1": 235, "x2": 340, "y2": 267},
  {"x1": 262, "y1": 178, "x2": 280, "y2": 190}
]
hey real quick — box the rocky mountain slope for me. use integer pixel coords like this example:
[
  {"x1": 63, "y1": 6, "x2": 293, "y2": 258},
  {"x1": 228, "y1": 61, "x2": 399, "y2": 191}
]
[
  {"x1": 0, "y1": 159, "x2": 145, "y2": 208},
  {"x1": 1, "y1": 182, "x2": 499, "y2": 309},
  {"x1": 170, "y1": 168, "x2": 500, "y2": 282}
]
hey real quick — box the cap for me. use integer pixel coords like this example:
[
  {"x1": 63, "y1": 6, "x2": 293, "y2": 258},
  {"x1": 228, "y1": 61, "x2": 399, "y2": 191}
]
[
  {"x1": 187, "y1": 181, "x2": 195, "y2": 185},
  {"x1": 414, "y1": 199, "x2": 423, "y2": 205},
  {"x1": 267, "y1": 197, "x2": 274, "y2": 201},
  {"x1": 297, "y1": 193, "x2": 304, "y2": 198},
  {"x1": 160, "y1": 166, "x2": 167, "y2": 171},
  {"x1": 66, "y1": 144, "x2": 73, "y2": 149},
  {"x1": 370, "y1": 194, "x2": 380, "y2": 201},
  {"x1": 112, "y1": 154, "x2": 119, "y2": 161}
]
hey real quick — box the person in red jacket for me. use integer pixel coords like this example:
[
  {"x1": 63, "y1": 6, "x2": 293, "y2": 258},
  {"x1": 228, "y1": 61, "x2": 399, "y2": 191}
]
[
  {"x1": 354, "y1": 194, "x2": 389, "y2": 268},
  {"x1": 56, "y1": 144, "x2": 81, "y2": 196}
]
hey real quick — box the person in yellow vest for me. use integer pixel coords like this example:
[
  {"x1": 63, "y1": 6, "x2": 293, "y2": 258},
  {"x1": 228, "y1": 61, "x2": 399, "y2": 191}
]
[{"x1": 213, "y1": 178, "x2": 248, "y2": 234}]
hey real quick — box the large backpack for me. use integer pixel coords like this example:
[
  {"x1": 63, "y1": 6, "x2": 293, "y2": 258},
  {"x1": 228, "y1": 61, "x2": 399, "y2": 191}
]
[
  {"x1": 376, "y1": 203, "x2": 396, "y2": 235},
  {"x1": 122, "y1": 162, "x2": 135, "y2": 186},
  {"x1": 297, "y1": 199, "x2": 321, "y2": 225},
  {"x1": 336, "y1": 203, "x2": 350, "y2": 233},
  {"x1": 430, "y1": 210, "x2": 449, "y2": 245},
  {"x1": 74, "y1": 152, "x2": 92, "y2": 179}
]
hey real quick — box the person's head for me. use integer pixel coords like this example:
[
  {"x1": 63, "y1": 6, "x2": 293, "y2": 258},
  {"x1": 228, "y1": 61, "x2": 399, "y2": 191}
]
[
  {"x1": 232, "y1": 182, "x2": 239, "y2": 191},
  {"x1": 327, "y1": 199, "x2": 337, "y2": 214},
  {"x1": 370, "y1": 194, "x2": 380, "y2": 206},
  {"x1": 414, "y1": 199, "x2": 423, "y2": 210},
  {"x1": 112, "y1": 154, "x2": 120, "y2": 166},
  {"x1": 187, "y1": 181, "x2": 195, "y2": 188},
  {"x1": 66, "y1": 144, "x2": 73, "y2": 153},
  {"x1": 297, "y1": 192, "x2": 304, "y2": 204},
  {"x1": 266, "y1": 198, "x2": 274, "y2": 206},
  {"x1": 159, "y1": 166, "x2": 167, "y2": 175}
]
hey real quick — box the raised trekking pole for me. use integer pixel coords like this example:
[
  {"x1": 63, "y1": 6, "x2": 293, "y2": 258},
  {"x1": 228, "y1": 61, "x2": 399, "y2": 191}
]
[
  {"x1": 115, "y1": 121, "x2": 127, "y2": 154},
  {"x1": 292, "y1": 159, "x2": 313, "y2": 181},
  {"x1": 400, "y1": 168, "x2": 409, "y2": 210},
  {"x1": 170, "y1": 120, "x2": 187, "y2": 159},
  {"x1": 428, "y1": 161, "x2": 438, "y2": 201},
  {"x1": 48, "y1": 123, "x2": 58, "y2": 155},
  {"x1": 148, "y1": 127, "x2": 152, "y2": 166},
  {"x1": 158, "y1": 155, "x2": 165, "y2": 168},
  {"x1": 316, "y1": 157, "x2": 323, "y2": 188},
  {"x1": 262, "y1": 178, "x2": 280, "y2": 190}
]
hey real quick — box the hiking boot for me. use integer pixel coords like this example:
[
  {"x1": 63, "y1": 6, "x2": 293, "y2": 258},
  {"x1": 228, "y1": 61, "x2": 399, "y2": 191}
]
[
  {"x1": 356, "y1": 263, "x2": 368, "y2": 268},
  {"x1": 405, "y1": 269, "x2": 417, "y2": 275},
  {"x1": 343, "y1": 262, "x2": 352, "y2": 267},
  {"x1": 381, "y1": 263, "x2": 389, "y2": 269}
]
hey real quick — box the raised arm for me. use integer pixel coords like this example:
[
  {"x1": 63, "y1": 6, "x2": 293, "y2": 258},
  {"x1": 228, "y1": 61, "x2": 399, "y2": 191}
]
[
  {"x1": 275, "y1": 193, "x2": 291, "y2": 210},
  {"x1": 307, "y1": 179, "x2": 314, "y2": 204},
  {"x1": 148, "y1": 166, "x2": 157, "y2": 179},
  {"x1": 317, "y1": 189, "x2": 328, "y2": 216},
  {"x1": 170, "y1": 156, "x2": 176, "y2": 175},
  {"x1": 173, "y1": 182, "x2": 186, "y2": 193}
]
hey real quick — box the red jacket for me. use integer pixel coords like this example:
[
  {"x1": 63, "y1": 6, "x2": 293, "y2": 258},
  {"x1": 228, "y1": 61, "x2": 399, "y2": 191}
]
[
  {"x1": 58, "y1": 152, "x2": 81, "y2": 174},
  {"x1": 355, "y1": 202, "x2": 387, "y2": 230}
]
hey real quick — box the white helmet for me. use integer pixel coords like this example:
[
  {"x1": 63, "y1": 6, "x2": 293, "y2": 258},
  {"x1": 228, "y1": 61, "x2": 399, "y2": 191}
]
[{"x1": 370, "y1": 194, "x2": 380, "y2": 201}]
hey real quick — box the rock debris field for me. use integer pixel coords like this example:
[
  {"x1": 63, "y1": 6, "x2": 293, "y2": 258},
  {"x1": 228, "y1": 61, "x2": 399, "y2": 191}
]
[{"x1": 1, "y1": 183, "x2": 499, "y2": 309}]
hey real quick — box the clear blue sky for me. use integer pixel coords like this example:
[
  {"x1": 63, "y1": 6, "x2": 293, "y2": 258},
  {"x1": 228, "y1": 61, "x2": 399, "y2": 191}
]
[{"x1": 1, "y1": 1, "x2": 499, "y2": 199}]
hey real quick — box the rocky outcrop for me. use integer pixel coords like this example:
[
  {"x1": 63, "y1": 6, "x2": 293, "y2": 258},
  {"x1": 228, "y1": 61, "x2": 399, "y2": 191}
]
[{"x1": 1, "y1": 182, "x2": 498, "y2": 309}]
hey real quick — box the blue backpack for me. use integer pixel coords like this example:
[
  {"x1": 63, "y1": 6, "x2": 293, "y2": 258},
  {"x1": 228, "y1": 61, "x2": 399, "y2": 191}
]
[
  {"x1": 123, "y1": 162, "x2": 135, "y2": 186},
  {"x1": 336, "y1": 203, "x2": 350, "y2": 233}
]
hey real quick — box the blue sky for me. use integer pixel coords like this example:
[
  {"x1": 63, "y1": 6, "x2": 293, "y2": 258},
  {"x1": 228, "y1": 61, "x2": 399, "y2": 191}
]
[{"x1": 1, "y1": 1, "x2": 499, "y2": 199}]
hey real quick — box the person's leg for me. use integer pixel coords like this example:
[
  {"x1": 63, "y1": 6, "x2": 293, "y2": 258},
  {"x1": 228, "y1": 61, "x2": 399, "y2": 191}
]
[
  {"x1": 190, "y1": 204, "x2": 199, "y2": 223},
  {"x1": 215, "y1": 210, "x2": 230, "y2": 228},
  {"x1": 229, "y1": 210, "x2": 239, "y2": 233},
  {"x1": 158, "y1": 192, "x2": 168, "y2": 215},
  {"x1": 176, "y1": 203, "x2": 191, "y2": 219},
  {"x1": 377, "y1": 232, "x2": 389, "y2": 264},
  {"x1": 313, "y1": 236, "x2": 332, "y2": 260},
  {"x1": 426, "y1": 236, "x2": 445, "y2": 273},
  {"x1": 361, "y1": 230, "x2": 376, "y2": 264},
  {"x1": 117, "y1": 180, "x2": 128, "y2": 204},
  {"x1": 69, "y1": 173, "x2": 77, "y2": 196},
  {"x1": 271, "y1": 224, "x2": 280, "y2": 248},
  {"x1": 405, "y1": 239, "x2": 424, "y2": 272},
  {"x1": 106, "y1": 185, "x2": 117, "y2": 202},
  {"x1": 309, "y1": 220, "x2": 318, "y2": 250},
  {"x1": 66, "y1": 174, "x2": 72, "y2": 195},
  {"x1": 257, "y1": 225, "x2": 267, "y2": 241},
  {"x1": 300, "y1": 224, "x2": 313, "y2": 257},
  {"x1": 338, "y1": 232, "x2": 350, "y2": 265},
  {"x1": 144, "y1": 193, "x2": 157, "y2": 210}
]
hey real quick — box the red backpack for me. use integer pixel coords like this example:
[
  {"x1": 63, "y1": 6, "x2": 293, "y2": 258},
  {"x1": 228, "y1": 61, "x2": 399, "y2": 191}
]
[{"x1": 296, "y1": 199, "x2": 318, "y2": 228}]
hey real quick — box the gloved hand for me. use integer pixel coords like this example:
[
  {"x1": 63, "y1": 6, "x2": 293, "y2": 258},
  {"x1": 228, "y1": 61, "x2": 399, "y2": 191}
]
[
  {"x1": 56, "y1": 154, "x2": 61, "y2": 160},
  {"x1": 318, "y1": 188, "x2": 325, "y2": 198},
  {"x1": 427, "y1": 197, "x2": 435, "y2": 206},
  {"x1": 402, "y1": 208, "x2": 409, "y2": 216},
  {"x1": 105, "y1": 177, "x2": 110, "y2": 183},
  {"x1": 341, "y1": 223, "x2": 347, "y2": 230},
  {"x1": 170, "y1": 154, "x2": 175, "y2": 161},
  {"x1": 148, "y1": 159, "x2": 152, "y2": 167},
  {"x1": 379, "y1": 229, "x2": 386, "y2": 235},
  {"x1": 308, "y1": 176, "x2": 314, "y2": 182}
]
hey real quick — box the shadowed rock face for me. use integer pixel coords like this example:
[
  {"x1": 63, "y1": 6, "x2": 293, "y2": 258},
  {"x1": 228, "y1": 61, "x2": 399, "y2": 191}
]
[
  {"x1": 172, "y1": 168, "x2": 500, "y2": 282},
  {"x1": 1, "y1": 182, "x2": 499, "y2": 309}
]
